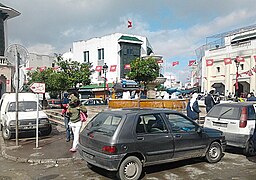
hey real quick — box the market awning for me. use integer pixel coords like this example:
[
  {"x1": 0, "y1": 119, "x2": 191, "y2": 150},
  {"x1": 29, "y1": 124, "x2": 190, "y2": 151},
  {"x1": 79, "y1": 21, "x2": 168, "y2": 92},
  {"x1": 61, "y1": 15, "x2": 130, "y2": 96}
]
[{"x1": 113, "y1": 83, "x2": 140, "y2": 92}]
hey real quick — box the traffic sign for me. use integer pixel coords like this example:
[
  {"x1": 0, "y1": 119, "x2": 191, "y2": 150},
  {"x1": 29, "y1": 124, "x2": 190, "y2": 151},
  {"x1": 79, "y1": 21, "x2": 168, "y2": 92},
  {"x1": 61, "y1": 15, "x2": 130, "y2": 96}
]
[{"x1": 30, "y1": 82, "x2": 45, "y2": 94}]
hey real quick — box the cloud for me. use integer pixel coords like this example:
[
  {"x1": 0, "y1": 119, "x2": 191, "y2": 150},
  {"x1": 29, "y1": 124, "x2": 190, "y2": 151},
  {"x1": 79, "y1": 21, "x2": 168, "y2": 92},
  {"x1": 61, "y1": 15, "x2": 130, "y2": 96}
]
[{"x1": 27, "y1": 44, "x2": 56, "y2": 55}]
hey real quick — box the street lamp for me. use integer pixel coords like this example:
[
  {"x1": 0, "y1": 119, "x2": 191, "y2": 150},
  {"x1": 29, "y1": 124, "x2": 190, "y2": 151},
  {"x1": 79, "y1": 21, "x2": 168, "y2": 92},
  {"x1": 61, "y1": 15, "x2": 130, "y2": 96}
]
[
  {"x1": 234, "y1": 58, "x2": 240, "y2": 98},
  {"x1": 102, "y1": 63, "x2": 108, "y2": 103}
]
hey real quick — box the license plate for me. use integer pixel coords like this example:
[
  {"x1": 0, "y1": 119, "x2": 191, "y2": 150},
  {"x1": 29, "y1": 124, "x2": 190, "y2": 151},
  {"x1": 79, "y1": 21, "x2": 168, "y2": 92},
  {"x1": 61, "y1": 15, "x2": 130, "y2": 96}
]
[
  {"x1": 23, "y1": 125, "x2": 36, "y2": 129},
  {"x1": 83, "y1": 151, "x2": 94, "y2": 159},
  {"x1": 213, "y1": 122, "x2": 227, "y2": 127}
]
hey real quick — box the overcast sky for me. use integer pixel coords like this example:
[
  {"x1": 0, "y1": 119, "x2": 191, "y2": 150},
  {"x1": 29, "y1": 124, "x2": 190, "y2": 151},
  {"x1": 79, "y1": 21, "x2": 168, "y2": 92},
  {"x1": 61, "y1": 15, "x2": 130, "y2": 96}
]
[{"x1": 2, "y1": 0, "x2": 256, "y2": 82}]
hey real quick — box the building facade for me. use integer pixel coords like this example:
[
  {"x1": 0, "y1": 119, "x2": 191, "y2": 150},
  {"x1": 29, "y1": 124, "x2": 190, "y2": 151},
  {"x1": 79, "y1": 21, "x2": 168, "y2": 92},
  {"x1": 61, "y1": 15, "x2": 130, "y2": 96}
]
[
  {"x1": 0, "y1": 3, "x2": 20, "y2": 98},
  {"x1": 196, "y1": 25, "x2": 256, "y2": 97},
  {"x1": 72, "y1": 33, "x2": 153, "y2": 84}
]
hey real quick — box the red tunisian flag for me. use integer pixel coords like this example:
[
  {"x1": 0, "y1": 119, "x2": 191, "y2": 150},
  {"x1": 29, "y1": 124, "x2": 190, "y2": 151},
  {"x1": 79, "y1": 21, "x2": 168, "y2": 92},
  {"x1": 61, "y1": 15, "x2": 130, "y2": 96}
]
[
  {"x1": 224, "y1": 58, "x2": 232, "y2": 65},
  {"x1": 252, "y1": 66, "x2": 256, "y2": 73},
  {"x1": 236, "y1": 56, "x2": 245, "y2": 62},
  {"x1": 188, "y1": 60, "x2": 196, "y2": 66},
  {"x1": 172, "y1": 61, "x2": 179, "y2": 66},
  {"x1": 124, "y1": 64, "x2": 131, "y2": 69},
  {"x1": 110, "y1": 65, "x2": 117, "y2": 72},
  {"x1": 95, "y1": 66, "x2": 102, "y2": 72},
  {"x1": 246, "y1": 70, "x2": 253, "y2": 76},
  {"x1": 128, "y1": 20, "x2": 132, "y2": 28},
  {"x1": 206, "y1": 59, "x2": 214, "y2": 66},
  {"x1": 39, "y1": 66, "x2": 46, "y2": 72},
  {"x1": 157, "y1": 59, "x2": 164, "y2": 63},
  {"x1": 25, "y1": 67, "x2": 33, "y2": 71},
  {"x1": 52, "y1": 66, "x2": 60, "y2": 70}
]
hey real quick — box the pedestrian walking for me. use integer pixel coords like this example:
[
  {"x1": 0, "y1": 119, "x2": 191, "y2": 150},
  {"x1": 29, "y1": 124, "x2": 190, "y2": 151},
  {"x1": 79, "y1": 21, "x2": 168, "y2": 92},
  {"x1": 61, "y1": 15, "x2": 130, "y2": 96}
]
[
  {"x1": 61, "y1": 92, "x2": 73, "y2": 142},
  {"x1": 247, "y1": 92, "x2": 256, "y2": 101},
  {"x1": 204, "y1": 89, "x2": 216, "y2": 113},
  {"x1": 67, "y1": 94, "x2": 87, "y2": 152},
  {"x1": 186, "y1": 93, "x2": 201, "y2": 122}
]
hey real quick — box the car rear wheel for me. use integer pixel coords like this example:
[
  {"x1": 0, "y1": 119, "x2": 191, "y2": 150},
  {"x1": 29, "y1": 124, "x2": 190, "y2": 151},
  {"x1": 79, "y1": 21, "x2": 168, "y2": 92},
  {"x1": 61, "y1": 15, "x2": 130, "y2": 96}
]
[
  {"x1": 2, "y1": 125, "x2": 13, "y2": 140},
  {"x1": 118, "y1": 156, "x2": 142, "y2": 180},
  {"x1": 244, "y1": 139, "x2": 256, "y2": 156},
  {"x1": 205, "y1": 142, "x2": 222, "y2": 163}
]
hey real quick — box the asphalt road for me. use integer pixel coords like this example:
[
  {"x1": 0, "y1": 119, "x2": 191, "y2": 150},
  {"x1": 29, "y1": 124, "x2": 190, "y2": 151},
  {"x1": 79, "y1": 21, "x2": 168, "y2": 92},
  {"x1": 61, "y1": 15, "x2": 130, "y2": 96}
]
[
  {"x1": 1, "y1": 105, "x2": 255, "y2": 179},
  {"x1": 0, "y1": 147, "x2": 256, "y2": 180}
]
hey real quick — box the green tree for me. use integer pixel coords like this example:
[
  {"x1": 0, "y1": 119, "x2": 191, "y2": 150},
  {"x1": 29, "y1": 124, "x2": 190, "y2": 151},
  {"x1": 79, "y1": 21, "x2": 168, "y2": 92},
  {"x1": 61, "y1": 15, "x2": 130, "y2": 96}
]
[
  {"x1": 127, "y1": 57, "x2": 160, "y2": 89},
  {"x1": 27, "y1": 67, "x2": 67, "y2": 107},
  {"x1": 56, "y1": 57, "x2": 92, "y2": 89},
  {"x1": 27, "y1": 56, "x2": 92, "y2": 100},
  {"x1": 27, "y1": 68, "x2": 66, "y2": 93}
]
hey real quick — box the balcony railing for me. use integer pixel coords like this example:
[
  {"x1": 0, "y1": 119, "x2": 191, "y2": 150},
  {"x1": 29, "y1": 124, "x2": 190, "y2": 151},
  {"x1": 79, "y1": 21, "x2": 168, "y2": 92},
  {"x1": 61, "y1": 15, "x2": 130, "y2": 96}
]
[{"x1": 0, "y1": 56, "x2": 8, "y2": 65}]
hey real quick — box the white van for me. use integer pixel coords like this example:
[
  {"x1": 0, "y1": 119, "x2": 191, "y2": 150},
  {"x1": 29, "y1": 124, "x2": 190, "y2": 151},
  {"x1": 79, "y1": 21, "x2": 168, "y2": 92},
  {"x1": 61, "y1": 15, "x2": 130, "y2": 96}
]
[
  {"x1": 204, "y1": 102, "x2": 256, "y2": 156},
  {"x1": 0, "y1": 93, "x2": 52, "y2": 140}
]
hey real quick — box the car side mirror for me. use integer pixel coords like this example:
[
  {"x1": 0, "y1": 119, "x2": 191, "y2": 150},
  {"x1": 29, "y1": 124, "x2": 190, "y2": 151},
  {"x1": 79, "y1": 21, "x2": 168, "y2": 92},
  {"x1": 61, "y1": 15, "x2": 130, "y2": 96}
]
[{"x1": 197, "y1": 126, "x2": 202, "y2": 134}]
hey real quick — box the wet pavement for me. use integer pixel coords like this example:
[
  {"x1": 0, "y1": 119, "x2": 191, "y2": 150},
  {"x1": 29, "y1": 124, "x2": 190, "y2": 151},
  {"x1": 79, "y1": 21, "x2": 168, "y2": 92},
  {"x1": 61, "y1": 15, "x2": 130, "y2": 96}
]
[
  {"x1": 0, "y1": 105, "x2": 109, "y2": 165},
  {"x1": 0, "y1": 125, "x2": 81, "y2": 164},
  {"x1": 0, "y1": 105, "x2": 205, "y2": 165}
]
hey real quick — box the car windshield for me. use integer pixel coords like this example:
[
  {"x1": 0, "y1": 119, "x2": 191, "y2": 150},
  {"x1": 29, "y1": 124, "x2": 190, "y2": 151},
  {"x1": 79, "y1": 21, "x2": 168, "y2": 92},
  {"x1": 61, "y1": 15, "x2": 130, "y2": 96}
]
[
  {"x1": 86, "y1": 113, "x2": 122, "y2": 136},
  {"x1": 8, "y1": 101, "x2": 39, "y2": 112}
]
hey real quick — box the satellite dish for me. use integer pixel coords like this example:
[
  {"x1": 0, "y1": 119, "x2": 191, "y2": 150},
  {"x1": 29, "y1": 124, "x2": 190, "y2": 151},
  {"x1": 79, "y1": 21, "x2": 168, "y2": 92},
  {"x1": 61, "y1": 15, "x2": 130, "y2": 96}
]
[
  {"x1": 4, "y1": 44, "x2": 29, "y2": 66},
  {"x1": 4, "y1": 44, "x2": 29, "y2": 91}
]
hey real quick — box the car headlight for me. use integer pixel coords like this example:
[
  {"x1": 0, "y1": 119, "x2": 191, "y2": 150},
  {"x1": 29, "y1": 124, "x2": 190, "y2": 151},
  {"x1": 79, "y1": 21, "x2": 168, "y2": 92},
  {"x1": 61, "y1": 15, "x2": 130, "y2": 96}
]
[{"x1": 40, "y1": 118, "x2": 49, "y2": 124}]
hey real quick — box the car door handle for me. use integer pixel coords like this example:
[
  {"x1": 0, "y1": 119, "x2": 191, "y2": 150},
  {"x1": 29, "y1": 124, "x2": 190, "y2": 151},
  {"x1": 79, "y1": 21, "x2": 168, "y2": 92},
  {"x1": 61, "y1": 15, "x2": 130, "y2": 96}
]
[
  {"x1": 137, "y1": 137, "x2": 144, "y2": 141},
  {"x1": 175, "y1": 134, "x2": 182, "y2": 139}
]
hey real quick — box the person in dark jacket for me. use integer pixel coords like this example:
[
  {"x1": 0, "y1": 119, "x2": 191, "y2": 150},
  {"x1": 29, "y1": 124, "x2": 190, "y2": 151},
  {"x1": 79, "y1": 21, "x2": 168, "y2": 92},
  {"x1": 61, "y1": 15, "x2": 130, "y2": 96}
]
[
  {"x1": 204, "y1": 90, "x2": 216, "y2": 113},
  {"x1": 187, "y1": 93, "x2": 201, "y2": 121},
  {"x1": 62, "y1": 93, "x2": 73, "y2": 142},
  {"x1": 247, "y1": 92, "x2": 256, "y2": 101}
]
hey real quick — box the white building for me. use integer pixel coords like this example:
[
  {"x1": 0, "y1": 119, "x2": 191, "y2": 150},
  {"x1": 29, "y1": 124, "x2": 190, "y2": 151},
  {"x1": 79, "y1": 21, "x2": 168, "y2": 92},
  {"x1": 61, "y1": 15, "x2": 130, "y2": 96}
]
[
  {"x1": 27, "y1": 53, "x2": 56, "y2": 69},
  {"x1": 196, "y1": 25, "x2": 256, "y2": 97},
  {"x1": 72, "y1": 33, "x2": 154, "y2": 84}
]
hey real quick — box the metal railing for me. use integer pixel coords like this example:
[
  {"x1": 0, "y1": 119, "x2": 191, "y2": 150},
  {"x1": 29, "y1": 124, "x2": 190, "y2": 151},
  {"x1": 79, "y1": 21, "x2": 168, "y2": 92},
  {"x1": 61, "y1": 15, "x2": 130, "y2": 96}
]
[{"x1": 0, "y1": 56, "x2": 8, "y2": 65}]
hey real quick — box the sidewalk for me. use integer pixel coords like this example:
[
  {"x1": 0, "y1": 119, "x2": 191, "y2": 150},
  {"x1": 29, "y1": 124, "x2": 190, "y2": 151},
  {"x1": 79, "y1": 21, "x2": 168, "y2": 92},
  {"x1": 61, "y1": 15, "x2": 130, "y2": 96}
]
[
  {"x1": 0, "y1": 106, "x2": 109, "y2": 164},
  {"x1": 0, "y1": 125, "x2": 82, "y2": 164}
]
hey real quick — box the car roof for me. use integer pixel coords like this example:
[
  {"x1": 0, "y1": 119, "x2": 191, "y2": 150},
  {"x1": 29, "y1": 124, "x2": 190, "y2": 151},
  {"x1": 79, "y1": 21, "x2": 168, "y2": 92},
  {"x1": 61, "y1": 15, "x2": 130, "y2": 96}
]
[
  {"x1": 1, "y1": 93, "x2": 37, "y2": 102},
  {"x1": 215, "y1": 102, "x2": 256, "y2": 107}
]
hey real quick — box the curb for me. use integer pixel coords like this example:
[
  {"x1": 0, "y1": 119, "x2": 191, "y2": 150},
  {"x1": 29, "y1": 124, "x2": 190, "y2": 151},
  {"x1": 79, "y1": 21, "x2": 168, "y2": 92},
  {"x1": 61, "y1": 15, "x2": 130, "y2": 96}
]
[{"x1": 0, "y1": 133, "x2": 81, "y2": 165}]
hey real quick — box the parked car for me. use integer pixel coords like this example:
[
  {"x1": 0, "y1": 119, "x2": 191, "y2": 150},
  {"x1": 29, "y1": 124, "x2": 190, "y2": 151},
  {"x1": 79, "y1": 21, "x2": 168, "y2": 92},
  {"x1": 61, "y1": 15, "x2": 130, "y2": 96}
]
[
  {"x1": 204, "y1": 102, "x2": 256, "y2": 156},
  {"x1": 0, "y1": 93, "x2": 52, "y2": 140},
  {"x1": 47, "y1": 99, "x2": 62, "y2": 109},
  {"x1": 78, "y1": 108, "x2": 226, "y2": 180},
  {"x1": 81, "y1": 98, "x2": 105, "y2": 106}
]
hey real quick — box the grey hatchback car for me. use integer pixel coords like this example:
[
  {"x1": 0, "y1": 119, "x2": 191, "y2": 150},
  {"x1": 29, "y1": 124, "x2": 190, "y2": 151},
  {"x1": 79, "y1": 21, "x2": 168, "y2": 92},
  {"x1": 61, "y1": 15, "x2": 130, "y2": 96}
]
[{"x1": 78, "y1": 108, "x2": 226, "y2": 180}]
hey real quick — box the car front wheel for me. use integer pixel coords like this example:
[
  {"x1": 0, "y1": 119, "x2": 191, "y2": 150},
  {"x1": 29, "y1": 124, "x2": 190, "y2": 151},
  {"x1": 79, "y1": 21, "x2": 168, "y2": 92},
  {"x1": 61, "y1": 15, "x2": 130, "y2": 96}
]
[
  {"x1": 118, "y1": 156, "x2": 142, "y2": 180},
  {"x1": 2, "y1": 125, "x2": 13, "y2": 140},
  {"x1": 205, "y1": 142, "x2": 223, "y2": 163},
  {"x1": 40, "y1": 125, "x2": 52, "y2": 136}
]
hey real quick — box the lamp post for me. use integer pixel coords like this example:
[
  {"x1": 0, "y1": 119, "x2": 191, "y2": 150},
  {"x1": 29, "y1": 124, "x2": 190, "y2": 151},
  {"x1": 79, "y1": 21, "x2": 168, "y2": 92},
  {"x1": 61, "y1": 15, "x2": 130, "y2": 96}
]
[
  {"x1": 234, "y1": 58, "x2": 240, "y2": 98},
  {"x1": 103, "y1": 63, "x2": 108, "y2": 103}
]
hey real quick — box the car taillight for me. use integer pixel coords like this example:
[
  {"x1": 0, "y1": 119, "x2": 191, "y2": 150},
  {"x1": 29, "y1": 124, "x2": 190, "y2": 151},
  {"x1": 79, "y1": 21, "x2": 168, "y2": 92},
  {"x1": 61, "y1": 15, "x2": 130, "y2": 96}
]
[
  {"x1": 239, "y1": 107, "x2": 247, "y2": 128},
  {"x1": 102, "y1": 146, "x2": 117, "y2": 154}
]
